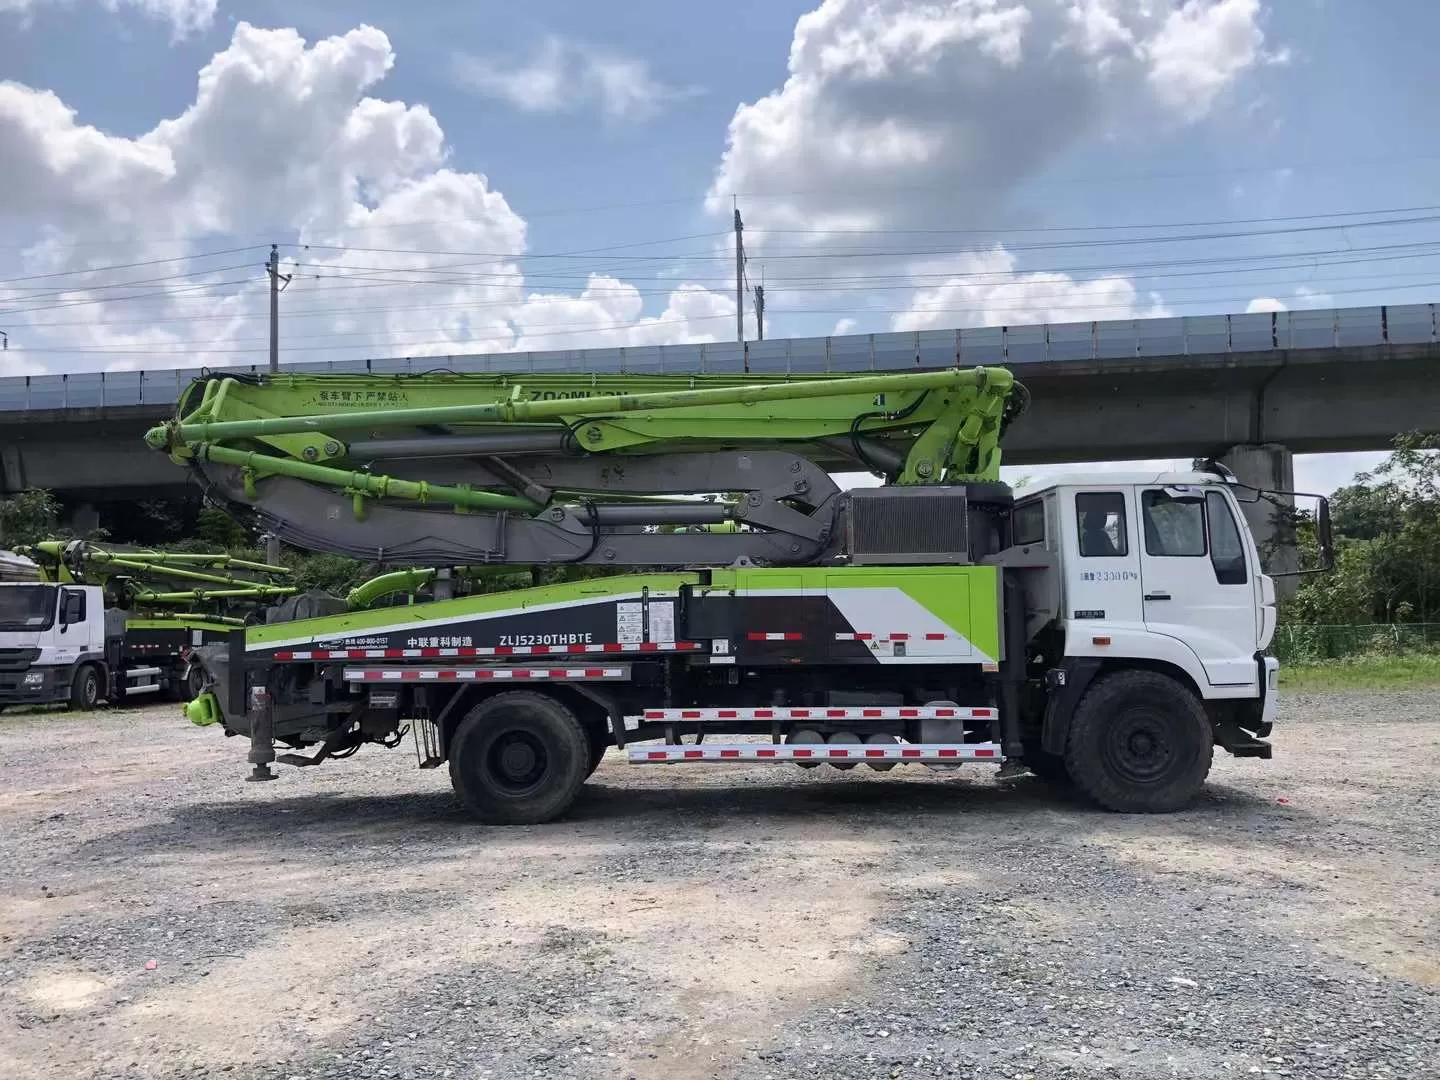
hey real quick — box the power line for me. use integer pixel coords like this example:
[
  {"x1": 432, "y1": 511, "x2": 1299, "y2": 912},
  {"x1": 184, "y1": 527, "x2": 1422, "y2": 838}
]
[
  {"x1": 11, "y1": 240, "x2": 1440, "y2": 329},
  {"x1": 0, "y1": 245, "x2": 267, "y2": 287},
  {"x1": 15, "y1": 276, "x2": 1440, "y2": 357}
]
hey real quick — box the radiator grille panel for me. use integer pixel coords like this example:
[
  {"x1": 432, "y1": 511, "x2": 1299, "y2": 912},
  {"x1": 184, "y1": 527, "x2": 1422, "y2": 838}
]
[{"x1": 847, "y1": 488, "x2": 969, "y2": 564}]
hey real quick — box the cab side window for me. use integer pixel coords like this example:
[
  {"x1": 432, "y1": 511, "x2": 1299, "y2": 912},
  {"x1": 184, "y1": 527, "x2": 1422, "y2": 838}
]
[
  {"x1": 1206, "y1": 491, "x2": 1248, "y2": 585},
  {"x1": 60, "y1": 589, "x2": 87, "y2": 625},
  {"x1": 1075, "y1": 492, "x2": 1128, "y2": 557},
  {"x1": 1013, "y1": 500, "x2": 1046, "y2": 546},
  {"x1": 1141, "y1": 491, "x2": 1206, "y2": 556}
]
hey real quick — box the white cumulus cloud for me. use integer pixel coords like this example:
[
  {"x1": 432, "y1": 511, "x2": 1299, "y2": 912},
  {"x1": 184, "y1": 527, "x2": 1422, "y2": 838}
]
[
  {"x1": 452, "y1": 36, "x2": 697, "y2": 123},
  {"x1": 0, "y1": 22, "x2": 732, "y2": 375},
  {"x1": 706, "y1": 0, "x2": 1278, "y2": 328},
  {"x1": 0, "y1": 0, "x2": 216, "y2": 37},
  {"x1": 893, "y1": 245, "x2": 1166, "y2": 330}
]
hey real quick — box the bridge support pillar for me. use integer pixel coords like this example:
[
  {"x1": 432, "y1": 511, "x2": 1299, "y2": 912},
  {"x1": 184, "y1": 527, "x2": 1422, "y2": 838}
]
[
  {"x1": 66, "y1": 503, "x2": 101, "y2": 539},
  {"x1": 1221, "y1": 443, "x2": 1298, "y2": 591}
]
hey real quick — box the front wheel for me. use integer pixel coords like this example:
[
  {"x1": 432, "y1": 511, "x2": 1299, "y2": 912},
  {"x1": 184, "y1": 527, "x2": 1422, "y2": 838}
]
[
  {"x1": 448, "y1": 691, "x2": 590, "y2": 825},
  {"x1": 1063, "y1": 670, "x2": 1213, "y2": 813},
  {"x1": 1022, "y1": 745, "x2": 1072, "y2": 787},
  {"x1": 69, "y1": 665, "x2": 101, "y2": 711}
]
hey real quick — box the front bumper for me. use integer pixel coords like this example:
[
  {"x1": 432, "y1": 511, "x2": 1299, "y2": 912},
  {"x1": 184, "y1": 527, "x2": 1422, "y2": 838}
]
[
  {"x1": 0, "y1": 666, "x2": 69, "y2": 705},
  {"x1": 1261, "y1": 656, "x2": 1280, "y2": 728}
]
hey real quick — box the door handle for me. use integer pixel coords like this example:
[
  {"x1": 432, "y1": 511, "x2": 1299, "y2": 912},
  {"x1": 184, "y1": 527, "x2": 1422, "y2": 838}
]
[{"x1": 1143, "y1": 592, "x2": 1171, "y2": 601}]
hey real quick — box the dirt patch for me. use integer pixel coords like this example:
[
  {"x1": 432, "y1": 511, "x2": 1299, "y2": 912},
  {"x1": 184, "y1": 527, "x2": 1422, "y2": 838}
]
[{"x1": 0, "y1": 694, "x2": 1436, "y2": 1079}]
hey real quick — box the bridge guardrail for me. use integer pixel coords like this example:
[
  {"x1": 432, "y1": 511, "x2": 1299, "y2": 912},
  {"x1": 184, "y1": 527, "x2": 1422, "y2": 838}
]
[{"x1": 1, "y1": 303, "x2": 1436, "y2": 413}]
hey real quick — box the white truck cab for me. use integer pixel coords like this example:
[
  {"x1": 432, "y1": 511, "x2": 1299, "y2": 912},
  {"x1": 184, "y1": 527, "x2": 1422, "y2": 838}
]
[
  {"x1": 1017, "y1": 470, "x2": 1278, "y2": 705},
  {"x1": 0, "y1": 582, "x2": 109, "y2": 709},
  {"x1": 1002, "y1": 470, "x2": 1296, "y2": 805}
]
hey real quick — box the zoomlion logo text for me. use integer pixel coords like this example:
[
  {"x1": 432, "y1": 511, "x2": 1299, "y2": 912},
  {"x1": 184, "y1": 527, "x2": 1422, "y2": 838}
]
[{"x1": 526, "y1": 390, "x2": 597, "y2": 401}]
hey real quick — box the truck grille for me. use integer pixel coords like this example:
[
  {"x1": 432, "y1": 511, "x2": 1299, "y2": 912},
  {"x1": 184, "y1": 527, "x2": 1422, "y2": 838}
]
[{"x1": 0, "y1": 648, "x2": 40, "y2": 672}]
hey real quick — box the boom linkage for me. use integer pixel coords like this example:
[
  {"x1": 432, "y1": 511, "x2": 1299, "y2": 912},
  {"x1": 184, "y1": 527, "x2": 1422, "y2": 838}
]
[{"x1": 146, "y1": 368, "x2": 1024, "y2": 568}]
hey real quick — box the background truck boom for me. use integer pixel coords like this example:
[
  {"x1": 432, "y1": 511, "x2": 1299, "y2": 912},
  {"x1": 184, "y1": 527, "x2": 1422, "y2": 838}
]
[{"x1": 0, "y1": 541, "x2": 295, "y2": 709}]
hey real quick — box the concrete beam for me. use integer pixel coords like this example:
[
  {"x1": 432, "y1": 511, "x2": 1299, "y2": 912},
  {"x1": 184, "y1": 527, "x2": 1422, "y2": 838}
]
[
  {"x1": 1222, "y1": 443, "x2": 1298, "y2": 590},
  {"x1": 3, "y1": 345, "x2": 1440, "y2": 501}
]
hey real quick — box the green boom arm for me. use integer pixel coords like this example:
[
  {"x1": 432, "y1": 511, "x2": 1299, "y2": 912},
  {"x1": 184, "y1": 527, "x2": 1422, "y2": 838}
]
[{"x1": 144, "y1": 367, "x2": 1025, "y2": 568}]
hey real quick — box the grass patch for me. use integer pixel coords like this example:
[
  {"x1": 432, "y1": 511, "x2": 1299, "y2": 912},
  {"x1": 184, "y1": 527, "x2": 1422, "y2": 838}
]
[{"x1": 1279, "y1": 653, "x2": 1440, "y2": 691}]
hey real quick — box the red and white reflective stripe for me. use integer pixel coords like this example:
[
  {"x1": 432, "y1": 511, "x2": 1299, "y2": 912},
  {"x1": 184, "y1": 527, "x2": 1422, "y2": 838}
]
[
  {"x1": 628, "y1": 742, "x2": 1002, "y2": 764},
  {"x1": 834, "y1": 632, "x2": 953, "y2": 642},
  {"x1": 275, "y1": 642, "x2": 700, "y2": 661},
  {"x1": 343, "y1": 666, "x2": 629, "y2": 683},
  {"x1": 746, "y1": 632, "x2": 804, "y2": 642},
  {"x1": 634, "y1": 705, "x2": 995, "y2": 722}
]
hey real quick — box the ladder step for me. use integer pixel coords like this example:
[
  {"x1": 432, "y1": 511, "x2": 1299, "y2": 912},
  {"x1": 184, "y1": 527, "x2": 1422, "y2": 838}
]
[
  {"x1": 627, "y1": 742, "x2": 1002, "y2": 764},
  {"x1": 343, "y1": 665, "x2": 630, "y2": 683},
  {"x1": 630, "y1": 705, "x2": 995, "y2": 722}
]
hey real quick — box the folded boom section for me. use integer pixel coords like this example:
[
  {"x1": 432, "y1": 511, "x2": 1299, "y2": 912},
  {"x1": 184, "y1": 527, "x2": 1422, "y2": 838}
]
[{"x1": 146, "y1": 368, "x2": 1024, "y2": 568}]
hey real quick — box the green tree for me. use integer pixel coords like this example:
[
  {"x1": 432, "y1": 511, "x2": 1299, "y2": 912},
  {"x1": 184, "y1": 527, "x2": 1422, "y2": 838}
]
[
  {"x1": 1288, "y1": 432, "x2": 1440, "y2": 627},
  {"x1": 0, "y1": 488, "x2": 106, "y2": 547}
]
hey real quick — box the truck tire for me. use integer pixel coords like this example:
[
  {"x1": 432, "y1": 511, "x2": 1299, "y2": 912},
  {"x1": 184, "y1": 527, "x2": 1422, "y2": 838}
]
[
  {"x1": 183, "y1": 661, "x2": 206, "y2": 702},
  {"x1": 70, "y1": 665, "x2": 101, "y2": 711},
  {"x1": 448, "y1": 691, "x2": 590, "y2": 825},
  {"x1": 584, "y1": 723, "x2": 609, "y2": 779},
  {"x1": 1063, "y1": 670, "x2": 1212, "y2": 813},
  {"x1": 1023, "y1": 746, "x2": 1072, "y2": 787}
]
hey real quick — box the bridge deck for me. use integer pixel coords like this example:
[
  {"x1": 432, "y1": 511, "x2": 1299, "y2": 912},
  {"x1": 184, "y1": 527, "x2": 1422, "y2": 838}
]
[{"x1": 2, "y1": 303, "x2": 1436, "y2": 413}]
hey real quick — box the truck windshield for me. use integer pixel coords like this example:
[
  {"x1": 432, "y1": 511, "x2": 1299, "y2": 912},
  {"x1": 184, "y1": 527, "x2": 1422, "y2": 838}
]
[{"x1": 0, "y1": 585, "x2": 58, "y2": 631}]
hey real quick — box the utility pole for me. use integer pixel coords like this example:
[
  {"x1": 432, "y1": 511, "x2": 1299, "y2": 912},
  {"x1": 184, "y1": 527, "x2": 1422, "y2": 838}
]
[
  {"x1": 733, "y1": 205, "x2": 745, "y2": 343},
  {"x1": 267, "y1": 244, "x2": 283, "y2": 374},
  {"x1": 264, "y1": 244, "x2": 290, "y2": 565},
  {"x1": 754, "y1": 284, "x2": 765, "y2": 341}
]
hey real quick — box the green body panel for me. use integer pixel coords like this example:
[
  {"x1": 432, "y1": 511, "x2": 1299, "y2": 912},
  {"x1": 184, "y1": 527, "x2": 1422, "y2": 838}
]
[
  {"x1": 243, "y1": 565, "x2": 1001, "y2": 659},
  {"x1": 126, "y1": 617, "x2": 240, "y2": 634},
  {"x1": 244, "y1": 573, "x2": 700, "y2": 645},
  {"x1": 714, "y1": 565, "x2": 1002, "y2": 660}
]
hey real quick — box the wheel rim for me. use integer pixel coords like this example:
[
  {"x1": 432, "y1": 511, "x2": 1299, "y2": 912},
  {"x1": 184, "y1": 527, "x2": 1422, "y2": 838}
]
[
  {"x1": 85, "y1": 674, "x2": 97, "y2": 705},
  {"x1": 485, "y1": 729, "x2": 549, "y2": 795},
  {"x1": 1102, "y1": 707, "x2": 1176, "y2": 784}
]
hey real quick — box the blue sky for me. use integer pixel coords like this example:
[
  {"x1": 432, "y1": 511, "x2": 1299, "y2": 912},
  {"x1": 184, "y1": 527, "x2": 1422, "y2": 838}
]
[{"x1": 2, "y1": 0, "x2": 1437, "y2": 491}]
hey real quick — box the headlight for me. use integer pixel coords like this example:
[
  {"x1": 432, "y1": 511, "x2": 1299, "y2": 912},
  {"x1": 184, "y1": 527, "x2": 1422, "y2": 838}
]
[{"x1": 23, "y1": 670, "x2": 44, "y2": 687}]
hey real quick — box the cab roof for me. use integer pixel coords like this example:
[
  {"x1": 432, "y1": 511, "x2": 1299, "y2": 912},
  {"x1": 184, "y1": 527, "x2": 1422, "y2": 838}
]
[{"x1": 1015, "y1": 470, "x2": 1232, "y2": 497}]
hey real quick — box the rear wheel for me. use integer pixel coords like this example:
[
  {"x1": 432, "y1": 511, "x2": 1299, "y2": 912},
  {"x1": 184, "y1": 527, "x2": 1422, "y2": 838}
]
[
  {"x1": 69, "y1": 665, "x2": 101, "y2": 711},
  {"x1": 1063, "y1": 670, "x2": 1212, "y2": 813},
  {"x1": 584, "y1": 722, "x2": 609, "y2": 778},
  {"x1": 448, "y1": 691, "x2": 589, "y2": 825}
]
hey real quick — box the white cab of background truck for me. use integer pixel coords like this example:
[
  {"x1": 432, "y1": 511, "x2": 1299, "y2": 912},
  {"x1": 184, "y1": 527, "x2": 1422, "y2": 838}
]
[
  {"x1": 1014, "y1": 471, "x2": 1280, "y2": 725},
  {"x1": 0, "y1": 582, "x2": 107, "y2": 708}
]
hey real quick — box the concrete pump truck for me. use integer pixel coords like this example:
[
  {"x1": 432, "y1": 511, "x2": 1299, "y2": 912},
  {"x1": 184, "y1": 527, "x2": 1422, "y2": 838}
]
[
  {"x1": 0, "y1": 541, "x2": 294, "y2": 709},
  {"x1": 145, "y1": 365, "x2": 1331, "y2": 824}
]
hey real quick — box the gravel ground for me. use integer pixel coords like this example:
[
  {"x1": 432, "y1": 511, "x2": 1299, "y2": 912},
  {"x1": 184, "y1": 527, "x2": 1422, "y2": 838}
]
[{"x1": 1, "y1": 691, "x2": 1438, "y2": 1080}]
